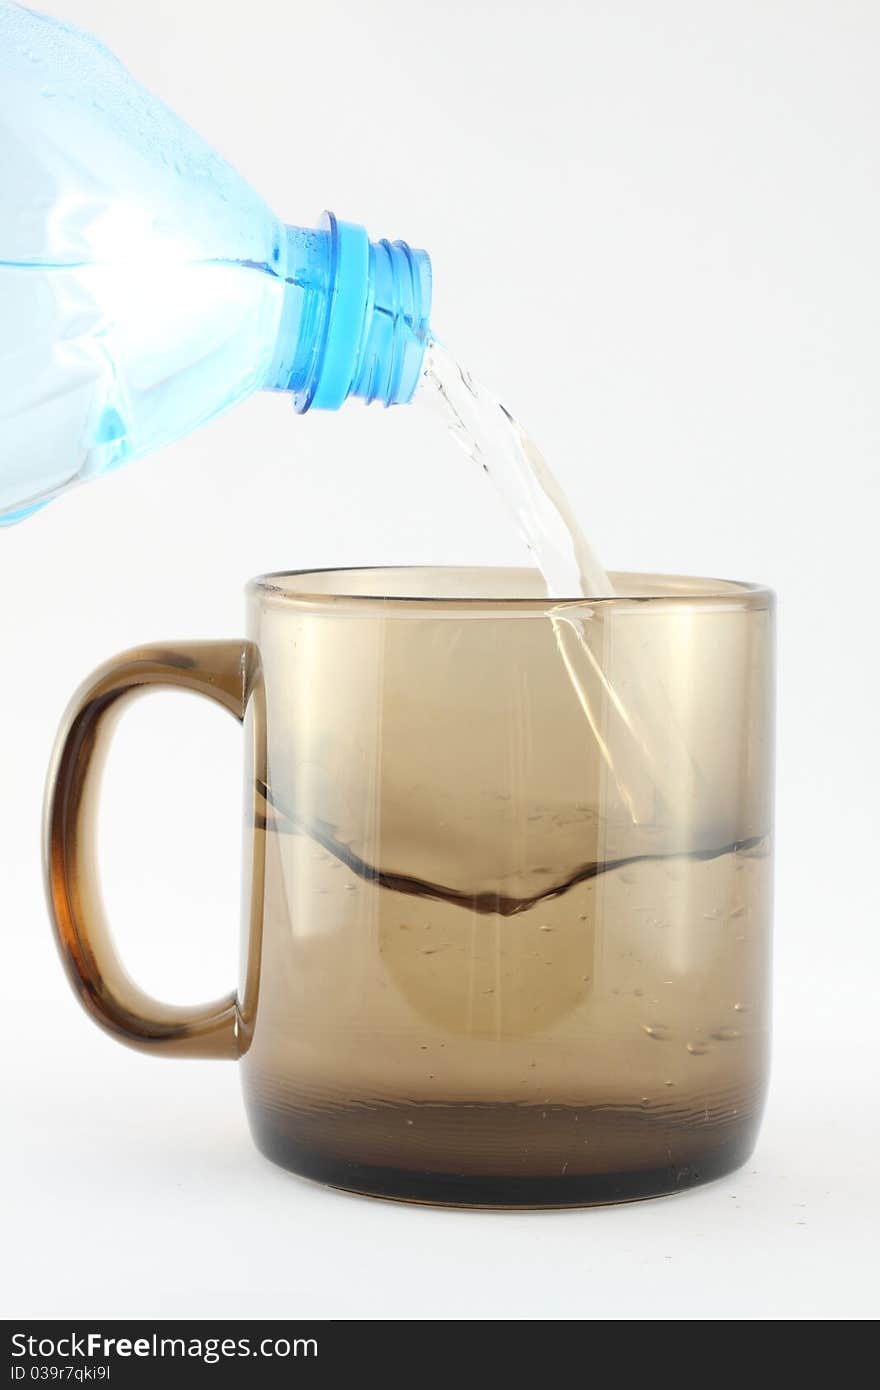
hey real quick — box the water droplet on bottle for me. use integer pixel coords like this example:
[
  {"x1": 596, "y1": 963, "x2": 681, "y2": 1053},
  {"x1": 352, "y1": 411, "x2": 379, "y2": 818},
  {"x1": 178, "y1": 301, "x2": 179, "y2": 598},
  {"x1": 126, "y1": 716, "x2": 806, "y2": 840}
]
[
  {"x1": 733, "y1": 1002, "x2": 748, "y2": 1012},
  {"x1": 686, "y1": 1040, "x2": 710, "y2": 1055},
  {"x1": 710, "y1": 1027, "x2": 740, "y2": 1042}
]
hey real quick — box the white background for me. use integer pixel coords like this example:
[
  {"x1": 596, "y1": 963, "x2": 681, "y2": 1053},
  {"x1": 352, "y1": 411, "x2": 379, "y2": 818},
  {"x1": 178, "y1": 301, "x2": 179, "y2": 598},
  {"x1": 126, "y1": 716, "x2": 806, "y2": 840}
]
[{"x1": 2, "y1": 0, "x2": 878, "y2": 1321}]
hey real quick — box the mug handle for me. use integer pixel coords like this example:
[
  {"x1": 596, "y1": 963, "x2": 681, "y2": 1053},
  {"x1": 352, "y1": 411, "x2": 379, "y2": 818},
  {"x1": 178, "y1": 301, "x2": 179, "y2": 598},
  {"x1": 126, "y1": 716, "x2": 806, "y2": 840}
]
[{"x1": 44, "y1": 640, "x2": 255, "y2": 1060}]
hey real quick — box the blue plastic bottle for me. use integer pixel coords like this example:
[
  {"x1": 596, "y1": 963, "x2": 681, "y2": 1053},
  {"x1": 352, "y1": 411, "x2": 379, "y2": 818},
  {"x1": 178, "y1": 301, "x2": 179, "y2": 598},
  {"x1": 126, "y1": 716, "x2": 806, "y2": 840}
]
[{"x1": 0, "y1": 3, "x2": 432, "y2": 523}]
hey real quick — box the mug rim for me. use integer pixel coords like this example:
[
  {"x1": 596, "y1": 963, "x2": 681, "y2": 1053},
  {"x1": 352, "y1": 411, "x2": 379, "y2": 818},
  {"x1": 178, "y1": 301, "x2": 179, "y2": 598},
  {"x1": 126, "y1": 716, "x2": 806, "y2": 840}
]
[{"x1": 247, "y1": 566, "x2": 774, "y2": 612}]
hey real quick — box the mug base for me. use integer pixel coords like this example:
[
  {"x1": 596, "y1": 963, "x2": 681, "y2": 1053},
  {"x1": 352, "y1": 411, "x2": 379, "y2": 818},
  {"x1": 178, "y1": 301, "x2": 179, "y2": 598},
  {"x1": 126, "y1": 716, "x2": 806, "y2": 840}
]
[{"x1": 247, "y1": 1100, "x2": 761, "y2": 1209}]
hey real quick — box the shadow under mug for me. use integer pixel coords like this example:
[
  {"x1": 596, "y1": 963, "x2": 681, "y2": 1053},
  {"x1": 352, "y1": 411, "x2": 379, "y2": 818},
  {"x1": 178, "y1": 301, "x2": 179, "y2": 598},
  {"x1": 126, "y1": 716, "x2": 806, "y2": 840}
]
[{"x1": 44, "y1": 568, "x2": 775, "y2": 1207}]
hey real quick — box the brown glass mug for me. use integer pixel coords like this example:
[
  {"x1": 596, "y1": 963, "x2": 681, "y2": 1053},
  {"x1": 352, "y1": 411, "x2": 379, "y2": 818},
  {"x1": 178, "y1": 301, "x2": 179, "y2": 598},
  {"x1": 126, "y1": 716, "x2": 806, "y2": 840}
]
[{"x1": 44, "y1": 568, "x2": 775, "y2": 1207}]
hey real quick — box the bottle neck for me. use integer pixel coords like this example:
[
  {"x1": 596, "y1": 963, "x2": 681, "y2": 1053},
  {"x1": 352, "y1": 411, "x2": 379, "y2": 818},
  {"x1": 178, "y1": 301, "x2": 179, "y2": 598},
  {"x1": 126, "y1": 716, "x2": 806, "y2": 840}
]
[{"x1": 266, "y1": 213, "x2": 432, "y2": 411}]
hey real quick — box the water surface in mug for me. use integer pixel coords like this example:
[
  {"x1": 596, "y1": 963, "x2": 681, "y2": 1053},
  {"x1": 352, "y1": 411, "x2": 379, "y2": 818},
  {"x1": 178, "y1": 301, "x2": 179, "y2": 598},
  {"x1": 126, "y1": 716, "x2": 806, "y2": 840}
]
[{"x1": 247, "y1": 806, "x2": 770, "y2": 1203}]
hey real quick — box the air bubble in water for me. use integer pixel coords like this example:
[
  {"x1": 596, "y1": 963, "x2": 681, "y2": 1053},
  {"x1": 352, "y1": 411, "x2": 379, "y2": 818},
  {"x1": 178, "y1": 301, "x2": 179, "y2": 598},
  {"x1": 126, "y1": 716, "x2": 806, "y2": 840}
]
[{"x1": 641, "y1": 1023, "x2": 672, "y2": 1041}]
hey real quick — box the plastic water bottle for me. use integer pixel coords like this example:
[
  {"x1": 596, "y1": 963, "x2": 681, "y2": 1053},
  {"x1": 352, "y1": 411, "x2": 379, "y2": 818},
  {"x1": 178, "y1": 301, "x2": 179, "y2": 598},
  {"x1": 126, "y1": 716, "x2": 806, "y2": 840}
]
[{"x1": 0, "y1": 3, "x2": 432, "y2": 523}]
